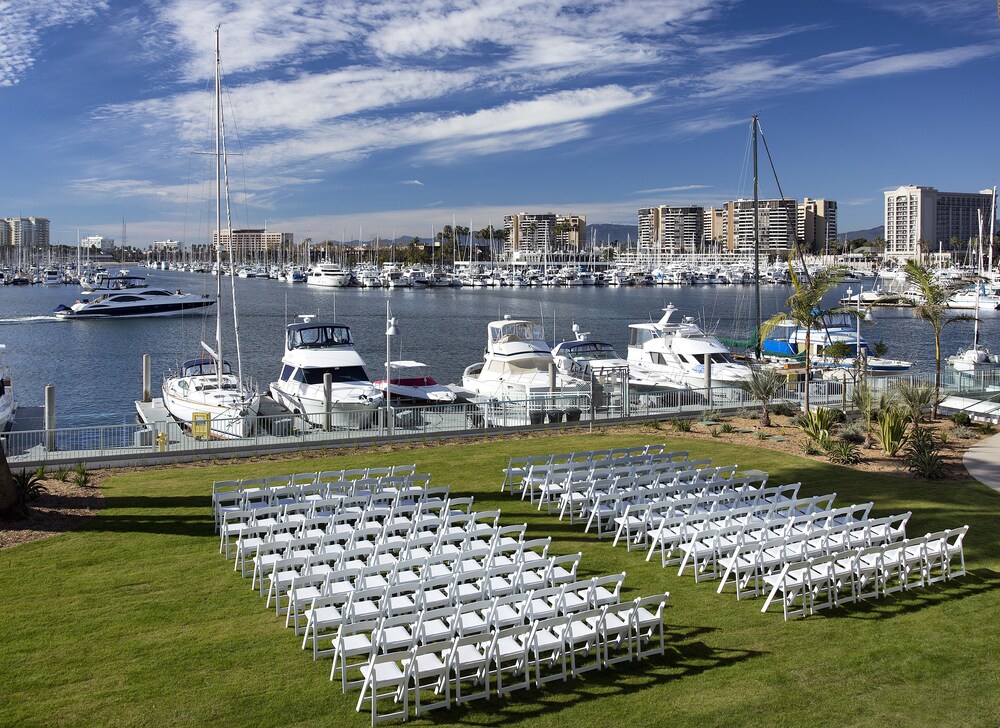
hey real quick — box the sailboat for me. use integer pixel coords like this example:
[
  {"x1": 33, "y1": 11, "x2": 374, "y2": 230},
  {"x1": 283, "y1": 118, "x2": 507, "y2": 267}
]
[
  {"x1": 160, "y1": 28, "x2": 260, "y2": 439},
  {"x1": 948, "y1": 198, "x2": 1000, "y2": 375}
]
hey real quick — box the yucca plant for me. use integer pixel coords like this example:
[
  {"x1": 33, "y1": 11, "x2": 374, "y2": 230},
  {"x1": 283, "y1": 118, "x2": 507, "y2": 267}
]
[
  {"x1": 874, "y1": 407, "x2": 909, "y2": 457},
  {"x1": 736, "y1": 365, "x2": 787, "y2": 427},
  {"x1": 893, "y1": 381, "x2": 935, "y2": 425},
  {"x1": 825, "y1": 440, "x2": 862, "y2": 465},
  {"x1": 9, "y1": 470, "x2": 48, "y2": 519},
  {"x1": 904, "y1": 426, "x2": 945, "y2": 479},
  {"x1": 798, "y1": 407, "x2": 838, "y2": 448}
]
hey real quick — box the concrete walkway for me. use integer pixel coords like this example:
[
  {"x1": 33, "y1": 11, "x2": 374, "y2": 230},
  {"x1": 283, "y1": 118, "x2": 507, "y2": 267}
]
[{"x1": 962, "y1": 432, "x2": 1000, "y2": 494}]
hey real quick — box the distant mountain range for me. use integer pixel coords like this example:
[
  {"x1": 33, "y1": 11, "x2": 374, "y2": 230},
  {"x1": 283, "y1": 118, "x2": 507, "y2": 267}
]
[{"x1": 838, "y1": 225, "x2": 884, "y2": 243}]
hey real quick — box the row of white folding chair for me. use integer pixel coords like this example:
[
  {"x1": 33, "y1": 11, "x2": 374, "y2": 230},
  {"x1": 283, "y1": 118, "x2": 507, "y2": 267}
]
[
  {"x1": 501, "y1": 445, "x2": 674, "y2": 493},
  {"x1": 212, "y1": 466, "x2": 419, "y2": 527},
  {"x1": 716, "y1": 512, "x2": 912, "y2": 600},
  {"x1": 760, "y1": 526, "x2": 968, "y2": 619},
  {"x1": 553, "y1": 460, "x2": 727, "y2": 521},
  {"x1": 616, "y1": 478, "x2": 790, "y2": 550},
  {"x1": 251, "y1": 513, "x2": 514, "y2": 594},
  {"x1": 643, "y1": 493, "x2": 844, "y2": 567},
  {"x1": 305, "y1": 570, "x2": 620, "y2": 662},
  {"x1": 334, "y1": 573, "x2": 632, "y2": 689},
  {"x1": 522, "y1": 455, "x2": 704, "y2": 506},
  {"x1": 238, "y1": 475, "x2": 432, "y2": 515},
  {"x1": 355, "y1": 593, "x2": 669, "y2": 724},
  {"x1": 607, "y1": 476, "x2": 783, "y2": 549},
  {"x1": 676, "y1": 503, "x2": 878, "y2": 583}
]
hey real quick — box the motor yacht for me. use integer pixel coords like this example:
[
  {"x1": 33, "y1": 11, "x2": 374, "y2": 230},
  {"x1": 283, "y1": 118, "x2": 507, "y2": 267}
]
[
  {"x1": 0, "y1": 344, "x2": 16, "y2": 431},
  {"x1": 372, "y1": 361, "x2": 457, "y2": 405},
  {"x1": 761, "y1": 313, "x2": 912, "y2": 374},
  {"x1": 306, "y1": 262, "x2": 351, "y2": 287},
  {"x1": 40, "y1": 267, "x2": 63, "y2": 285},
  {"x1": 268, "y1": 315, "x2": 383, "y2": 427},
  {"x1": 54, "y1": 288, "x2": 215, "y2": 319},
  {"x1": 627, "y1": 305, "x2": 752, "y2": 389},
  {"x1": 462, "y1": 316, "x2": 590, "y2": 401}
]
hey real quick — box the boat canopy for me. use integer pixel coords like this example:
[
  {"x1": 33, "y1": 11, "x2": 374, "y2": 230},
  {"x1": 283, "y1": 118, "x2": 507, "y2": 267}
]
[
  {"x1": 555, "y1": 340, "x2": 621, "y2": 361},
  {"x1": 286, "y1": 323, "x2": 353, "y2": 350},
  {"x1": 489, "y1": 319, "x2": 545, "y2": 346},
  {"x1": 181, "y1": 359, "x2": 233, "y2": 377}
]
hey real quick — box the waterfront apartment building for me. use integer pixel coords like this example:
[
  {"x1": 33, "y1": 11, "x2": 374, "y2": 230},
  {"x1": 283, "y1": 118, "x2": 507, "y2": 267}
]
[
  {"x1": 797, "y1": 198, "x2": 838, "y2": 252},
  {"x1": 703, "y1": 207, "x2": 725, "y2": 250},
  {"x1": 80, "y1": 235, "x2": 115, "y2": 254},
  {"x1": 213, "y1": 228, "x2": 294, "y2": 258},
  {"x1": 3, "y1": 217, "x2": 50, "y2": 248},
  {"x1": 150, "y1": 239, "x2": 182, "y2": 255},
  {"x1": 503, "y1": 212, "x2": 586, "y2": 256},
  {"x1": 724, "y1": 198, "x2": 797, "y2": 254},
  {"x1": 637, "y1": 205, "x2": 704, "y2": 256},
  {"x1": 884, "y1": 185, "x2": 995, "y2": 260}
]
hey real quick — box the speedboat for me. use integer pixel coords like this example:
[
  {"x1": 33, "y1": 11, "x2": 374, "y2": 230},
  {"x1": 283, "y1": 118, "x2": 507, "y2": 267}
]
[
  {"x1": 373, "y1": 361, "x2": 457, "y2": 405},
  {"x1": 306, "y1": 262, "x2": 351, "y2": 287},
  {"x1": 462, "y1": 316, "x2": 590, "y2": 401},
  {"x1": 761, "y1": 313, "x2": 912, "y2": 374},
  {"x1": 54, "y1": 288, "x2": 215, "y2": 319},
  {"x1": 161, "y1": 354, "x2": 260, "y2": 439},
  {"x1": 268, "y1": 315, "x2": 383, "y2": 427},
  {"x1": 627, "y1": 305, "x2": 753, "y2": 389},
  {"x1": 0, "y1": 344, "x2": 16, "y2": 431}
]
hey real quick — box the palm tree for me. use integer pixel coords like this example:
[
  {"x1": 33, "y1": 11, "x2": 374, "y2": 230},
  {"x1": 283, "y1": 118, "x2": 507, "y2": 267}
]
[
  {"x1": 736, "y1": 365, "x2": 787, "y2": 427},
  {"x1": 902, "y1": 260, "x2": 970, "y2": 418},
  {"x1": 759, "y1": 262, "x2": 855, "y2": 412}
]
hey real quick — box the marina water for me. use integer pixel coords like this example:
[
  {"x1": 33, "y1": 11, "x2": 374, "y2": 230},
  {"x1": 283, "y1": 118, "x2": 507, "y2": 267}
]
[{"x1": 1, "y1": 269, "x2": 994, "y2": 429}]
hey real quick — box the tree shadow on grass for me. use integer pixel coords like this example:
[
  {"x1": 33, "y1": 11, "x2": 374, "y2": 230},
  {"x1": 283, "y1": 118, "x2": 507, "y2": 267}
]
[
  {"x1": 425, "y1": 625, "x2": 765, "y2": 726},
  {"x1": 76, "y1": 494, "x2": 215, "y2": 538}
]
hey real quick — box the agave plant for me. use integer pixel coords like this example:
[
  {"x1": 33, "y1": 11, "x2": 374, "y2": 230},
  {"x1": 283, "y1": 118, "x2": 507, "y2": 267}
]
[
  {"x1": 874, "y1": 407, "x2": 909, "y2": 457},
  {"x1": 798, "y1": 407, "x2": 839, "y2": 448},
  {"x1": 9, "y1": 470, "x2": 48, "y2": 520},
  {"x1": 893, "y1": 381, "x2": 936, "y2": 425}
]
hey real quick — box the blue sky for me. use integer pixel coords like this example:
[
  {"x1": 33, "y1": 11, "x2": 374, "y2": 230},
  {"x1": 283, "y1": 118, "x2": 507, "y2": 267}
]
[{"x1": 1, "y1": 0, "x2": 999, "y2": 246}]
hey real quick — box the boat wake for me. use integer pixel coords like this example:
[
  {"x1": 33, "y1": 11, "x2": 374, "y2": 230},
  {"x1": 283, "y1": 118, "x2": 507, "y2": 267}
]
[{"x1": 0, "y1": 315, "x2": 61, "y2": 325}]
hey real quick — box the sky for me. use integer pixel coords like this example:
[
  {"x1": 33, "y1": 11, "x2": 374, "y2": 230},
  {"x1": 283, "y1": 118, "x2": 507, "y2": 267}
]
[{"x1": 1, "y1": 0, "x2": 999, "y2": 246}]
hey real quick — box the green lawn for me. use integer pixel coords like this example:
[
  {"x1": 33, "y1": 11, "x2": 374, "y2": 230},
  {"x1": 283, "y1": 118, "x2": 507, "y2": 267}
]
[{"x1": 2, "y1": 432, "x2": 999, "y2": 727}]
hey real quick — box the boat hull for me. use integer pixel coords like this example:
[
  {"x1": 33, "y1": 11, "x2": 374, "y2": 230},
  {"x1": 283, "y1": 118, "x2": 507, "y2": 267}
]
[{"x1": 268, "y1": 383, "x2": 380, "y2": 428}]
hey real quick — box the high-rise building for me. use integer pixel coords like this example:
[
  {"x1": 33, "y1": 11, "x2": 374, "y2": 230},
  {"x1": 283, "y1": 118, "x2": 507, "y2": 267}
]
[
  {"x1": 4, "y1": 217, "x2": 49, "y2": 248},
  {"x1": 725, "y1": 198, "x2": 797, "y2": 254},
  {"x1": 151, "y1": 239, "x2": 182, "y2": 254},
  {"x1": 637, "y1": 205, "x2": 704, "y2": 256},
  {"x1": 80, "y1": 235, "x2": 115, "y2": 254},
  {"x1": 703, "y1": 207, "x2": 725, "y2": 250},
  {"x1": 554, "y1": 214, "x2": 587, "y2": 252},
  {"x1": 884, "y1": 185, "x2": 994, "y2": 259},
  {"x1": 797, "y1": 198, "x2": 838, "y2": 252},
  {"x1": 214, "y1": 229, "x2": 294, "y2": 258}
]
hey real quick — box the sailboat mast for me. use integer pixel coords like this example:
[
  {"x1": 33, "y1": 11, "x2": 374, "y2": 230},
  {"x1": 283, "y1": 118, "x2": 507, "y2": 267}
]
[
  {"x1": 752, "y1": 114, "x2": 761, "y2": 358},
  {"x1": 214, "y1": 27, "x2": 223, "y2": 386}
]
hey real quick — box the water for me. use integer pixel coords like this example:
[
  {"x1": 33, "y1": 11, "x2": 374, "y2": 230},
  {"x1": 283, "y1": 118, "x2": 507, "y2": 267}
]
[{"x1": 1, "y1": 270, "x2": 995, "y2": 428}]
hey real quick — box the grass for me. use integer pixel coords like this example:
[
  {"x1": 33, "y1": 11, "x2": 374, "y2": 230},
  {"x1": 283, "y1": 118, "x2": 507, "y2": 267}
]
[{"x1": 2, "y1": 431, "x2": 999, "y2": 727}]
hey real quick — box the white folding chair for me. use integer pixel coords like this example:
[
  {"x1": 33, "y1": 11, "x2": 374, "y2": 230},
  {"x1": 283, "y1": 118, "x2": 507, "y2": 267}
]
[
  {"x1": 447, "y1": 632, "x2": 493, "y2": 705},
  {"x1": 489, "y1": 623, "x2": 533, "y2": 695},
  {"x1": 356, "y1": 650, "x2": 409, "y2": 725}
]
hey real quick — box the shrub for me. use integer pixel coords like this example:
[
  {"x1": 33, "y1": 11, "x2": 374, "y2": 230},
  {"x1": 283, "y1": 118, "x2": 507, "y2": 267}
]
[
  {"x1": 736, "y1": 408, "x2": 755, "y2": 420},
  {"x1": 952, "y1": 425, "x2": 976, "y2": 439},
  {"x1": 709, "y1": 426, "x2": 721, "y2": 438},
  {"x1": 804, "y1": 441, "x2": 823, "y2": 456},
  {"x1": 977, "y1": 422, "x2": 995, "y2": 436},
  {"x1": 825, "y1": 440, "x2": 862, "y2": 465},
  {"x1": 34, "y1": 462, "x2": 48, "y2": 480},
  {"x1": 874, "y1": 407, "x2": 909, "y2": 457},
  {"x1": 9, "y1": 470, "x2": 48, "y2": 519},
  {"x1": 671, "y1": 418, "x2": 694, "y2": 432},
  {"x1": 904, "y1": 426, "x2": 945, "y2": 479},
  {"x1": 73, "y1": 463, "x2": 91, "y2": 488},
  {"x1": 893, "y1": 381, "x2": 935, "y2": 424},
  {"x1": 702, "y1": 410, "x2": 722, "y2": 422},
  {"x1": 951, "y1": 411, "x2": 971, "y2": 426},
  {"x1": 828, "y1": 409, "x2": 847, "y2": 425},
  {"x1": 771, "y1": 401, "x2": 799, "y2": 418},
  {"x1": 836, "y1": 419, "x2": 867, "y2": 445},
  {"x1": 54, "y1": 465, "x2": 70, "y2": 482},
  {"x1": 719, "y1": 423, "x2": 735, "y2": 434},
  {"x1": 755, "y1": 431, "x2": 768, "y2": 440},
  {"x1": 798, "y1": 407, "x2": 839, "y2": 448},
  {"x1": 939, "y1": 431, "x2": 948, "y2": 446}
]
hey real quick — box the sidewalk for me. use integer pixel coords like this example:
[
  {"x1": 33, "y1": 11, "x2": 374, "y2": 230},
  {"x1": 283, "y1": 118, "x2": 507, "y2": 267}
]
[{"x1": 962, "y1": 431, "x2": 1000, "y2": 494}]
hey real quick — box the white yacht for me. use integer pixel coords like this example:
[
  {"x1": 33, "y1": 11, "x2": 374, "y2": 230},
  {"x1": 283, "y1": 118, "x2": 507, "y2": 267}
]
[
  {"x1": 373, "y1": 361, "x2": 457, "y2": 405},
  {"x1": 462, "y1": 316, "x2": 590, "y2": 401},
  {"x1": 159, "y1": 29, "x2": 260, "y2": 440},
  {"x1": 54, "y1": 288, "x2": 215, "y2": 319},
  {"x1": 627, "y1": 305, "x2": 752, "y2": 389},
  {"x1": 41, "y1": 267, "x2": 62, "y2": 285},
  {"x1": 306, "y1": 262, "x2": 351, "y2": 287},
  {"x1": 269, "y1": 316, "x2": 383, "y2": 427},
  {"x1": 0, "y1": 344, "x2": 16, "y2": 431},
  {"x1": 761, "y1": 313, "x2": 912, "y2": 374}
]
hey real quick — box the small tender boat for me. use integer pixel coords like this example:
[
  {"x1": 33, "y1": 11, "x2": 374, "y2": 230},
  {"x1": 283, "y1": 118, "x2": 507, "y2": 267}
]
[
  {"x1": 373, "y1": 361, "x2": 457, "y2": 405},
  {"x1": 54, "y1": 288, "x2": 215, "y2": 319},
  {"x1": 268, "y1": 315, "x2": 383, "y2": 427}
]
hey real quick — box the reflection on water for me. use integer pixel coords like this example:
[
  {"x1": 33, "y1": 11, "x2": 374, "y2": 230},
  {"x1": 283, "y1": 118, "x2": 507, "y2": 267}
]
[{"x1": 0, "y1": 270, "x2": 991, "y2": 427}]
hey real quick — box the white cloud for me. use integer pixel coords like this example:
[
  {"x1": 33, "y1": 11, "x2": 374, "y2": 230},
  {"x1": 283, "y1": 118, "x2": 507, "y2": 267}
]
[
  {"x1": 401, "y1": 180, "x2": 424, "y2": 186},
  {"x1": 833, "y1": 45, "x2": 996, "y2": 81},
  {"x1": 631, "y1": 184, "x2": 712, "y2": 195},
  {"x1": 0, "y1": 0, "x2": 108, "y2": 86}
]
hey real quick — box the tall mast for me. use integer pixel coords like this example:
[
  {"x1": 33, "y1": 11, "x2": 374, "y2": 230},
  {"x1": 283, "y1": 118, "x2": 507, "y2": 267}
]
[
  {"x1": 214, "y1": 26, "x2": 223, "y2": 386},
  {"x1": 752, "y1": 114, "x2": 761, "y2": 358}
]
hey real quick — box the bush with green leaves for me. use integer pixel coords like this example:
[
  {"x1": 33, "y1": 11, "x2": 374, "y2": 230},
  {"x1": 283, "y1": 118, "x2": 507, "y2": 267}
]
[
  {"x1": 54, "y1": 466, "x2": 70, "y2": 483},
  {"x1": 719, "y1": 423, "x2": 735, "y2": 434},
  {"x1": 950, "y1": 411, "x2": 971, "y2": 426},
  {"x1": 977, "y1": 422, "x2": 995, "y2": 436},
  {"x1": 835, "y1": 418, "x2": 867, "y2": 445},
  {"x1": 702, "y1": 410, "x2": 722, "y2": 422},
  {"x1": 952, "y1": 425, "x2": 976, "y2": 440},
  {"x1": 709, "y1": 426, "x2": 721, "y2": 438},
  {"x1": 874, "y1": 407, "x2": 909, "y2": 457},
  {"x1": 671, "y1": 418, "x2": 694, "y2": 432},
  {"x1": 8, "y1": 470, "x2": 48, "y2": 519},
  {"x1": 797, "y1": 407, "x2": 839, "y2": 448},
  {"x1": 825, "y1": 440, "x2": 862, "y2": 465},
  {"x1": 73, "y1": 463, "x2": 91, "y2": 488},
  {"x1": 34, "y1": 463, "x2": 47, "y2": 480},
  {"x1": 904, "y1": 426, "x2": 945, "y2": 479},
  {"x1": 894, "y1": 381, "x2": 935, "y2": 424},
  {"x1": 771, "y1": 401, "x2": 799, "y2": 418}
]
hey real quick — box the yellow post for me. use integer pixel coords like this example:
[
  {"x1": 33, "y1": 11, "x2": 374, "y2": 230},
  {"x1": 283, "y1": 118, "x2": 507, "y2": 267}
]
[{"x1": 192, "y1": 412, "x2": 211, "y2": 440}]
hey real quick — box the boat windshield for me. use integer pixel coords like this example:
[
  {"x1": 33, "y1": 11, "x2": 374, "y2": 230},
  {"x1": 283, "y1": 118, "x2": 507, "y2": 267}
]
[
  {"x1": 288, "y1": 325, "x2": 352, "y2": 349},
  {"x1": 563, "y1": 342, "x2": 619, "y2": 361},
  {"x1": 507, "y1": 356, "x2": 552, "y2": 374},
  {"x1": 282, "y1": 365, "x2": 370, "y2": 385},
  {"x1": 182, "y1": 360, "x2": 233, "y2": 377},
  {"x1": 490, "y1": 321, "x2": 544, "y2": 344}
]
